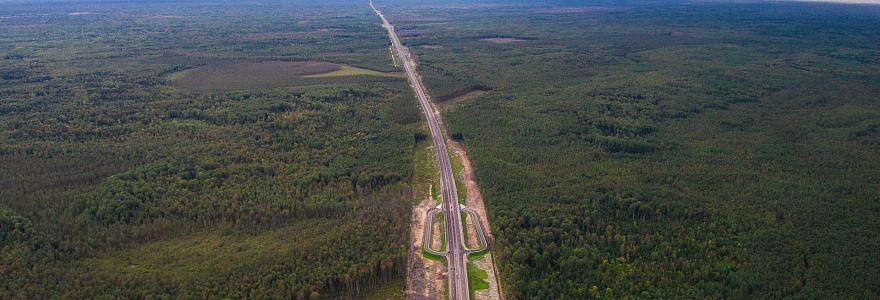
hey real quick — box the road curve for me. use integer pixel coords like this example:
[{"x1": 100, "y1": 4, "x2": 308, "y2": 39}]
[
  {"x1": 423, "y1": 208, "x2": 445, "y2": 256},
  {"x1": 463, "y1": 207, "x2": 489, "y2": 254},
  {"x1": 369, "y1": 2, "x2": 470, "y2": 299}
]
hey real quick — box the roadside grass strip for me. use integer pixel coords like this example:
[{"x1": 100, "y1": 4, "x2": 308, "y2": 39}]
[
  {"x1": 437, "y1": 212, "x2": 446, "y2": 252},
  {"x1": 467, "y1": 262, "x2": 490, "y2": 299},
  {"x1": 431, "y1": 184, "x2": 440, "y2": 204},
  {"x1": 461, "y1": 212, "x2": 471, "y2": 249},
  {"x1": 422, "y1": 249, "x2": 447, "y2": 263},
  {"x1": 467, "y1": 248, "x2": 490, "y2": 259},
  {"x1": 448, "y1": 151, "x2": 467, "y2": 203}
]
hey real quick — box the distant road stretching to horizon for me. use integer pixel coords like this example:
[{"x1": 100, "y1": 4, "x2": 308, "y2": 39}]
[{"x1": 370, "y1": 2, "x2": 472, "y2": 299}]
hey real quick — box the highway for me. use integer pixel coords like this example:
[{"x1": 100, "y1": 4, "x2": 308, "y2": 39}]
[
  {"x1": 369, "y1": 2, "x2": 471, "y2": 299},
  {"x1": 424, "y1": 207, "x2": 488, "y2": 256}
]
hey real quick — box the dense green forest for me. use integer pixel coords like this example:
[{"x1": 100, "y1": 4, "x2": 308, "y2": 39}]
[
  {"x1": 4, "y1": 0, "x2": 880, "y2": 299},
  {"x1": 1, "y1": 1, "x2": 415, "y2": 298},
  {"x1": 388, "y1": 1, "x2": 880, "y2": 299}
]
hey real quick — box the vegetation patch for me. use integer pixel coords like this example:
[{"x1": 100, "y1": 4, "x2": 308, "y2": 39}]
[
  {"x1": 586, "y1": 134, "x2": 658, "y2": 154},
  {"x1": 422, "y1": 248, "x2": 446, "y2": 262},
  {"x1": 413, "y1": 130, "x2": 439, "y2": 203},
  {"x1": 460, "y1": 212, "x2": 470, "y2": 247},
  {"x1": 0, "y1": 206, "x2": 32, "y2": 247},
  {"x1": 397, "y1": 28, "x2": 432, "y2": 38},
  {"x1": 414, "y1": 1, "x2": 880, "y2": 299},
  {"x1": 171, "y1": 61, "x2": 340, "y2": 91},
  {"x1": 480, "y1": 37, "x2": 527, "y2": 44},
  {"x1": 449, "y1": 151, "x2": 467, "y2": 203},
  {"x1": 1, "y1": 2, "x2": 420, "y2": 298},
  {"x1": 163, "y1": 68, "x2": 193, "y2": 81},
  {"x1": 435, "y1": 85, "x2": 491, "y2": 103},
  {"x1": 362, "y1": 277, "x2": 405, "y2": 300},
  {"x1": 467, "y1": 262, "x2": 490, "y2": 299},
  {"x1": 535, "y1": 6, "x2": 611, "y2": 14},
  {"x1": 302, "y1": 64, "x2": 404, "y2": 78},
  {"x1": 436, "y1": 212, "x2": 446, "y2": 252},
  {"x1": 467, "y1": 247, "x2": 490, "y2": 258}
]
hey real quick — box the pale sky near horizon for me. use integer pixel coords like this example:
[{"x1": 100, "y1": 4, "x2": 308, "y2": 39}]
[{"x1": 785, "y1": 0, "x2": 880, "y2": 3}]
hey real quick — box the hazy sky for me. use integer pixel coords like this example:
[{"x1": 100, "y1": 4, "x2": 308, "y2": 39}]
[{"x1": 786, "y1": 0, "x2": 880, "y2": 3}]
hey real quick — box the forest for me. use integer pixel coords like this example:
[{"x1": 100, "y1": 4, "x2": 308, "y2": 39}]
[
  {"x1": 1, "y1": 1, "x2": 416, "y2": 298},
  {"x1": 4, "y1": 0, "x2": 880, "y2": 299},
  {"x1": 387, "y1": 0, "x2": 880, "y2": 299}
]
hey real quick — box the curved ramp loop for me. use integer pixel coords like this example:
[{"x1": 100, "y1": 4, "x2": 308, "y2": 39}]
[
  {"x1": 422, "y1": 208, "x2": 445, "y2": 256},
  {"x1": 462, "y1": 208, "x2": 489, "y2": 254}
]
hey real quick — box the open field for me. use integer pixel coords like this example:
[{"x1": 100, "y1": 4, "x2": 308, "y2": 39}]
[
  {"x1": 435, "y1": 85, "x2": 491, "y2": 111},
  {"x1": 479, "y1": 38, "x2": 526, "y2": 43},
  {"x1": 437, "y1": 90, "x2": 486, "y2": 111},
  {"x1": 171, "y1": 61, "x2": 340, "y2": 91},
  {"x1": 168, "y1": 61, "x2": 404, "y2": 91},
  {"x1": 434, "y1": 85, "x2": 491, "y2": 103},
  {"x1": 303, "y1": 64, "x2": 404, "y2": 78}
]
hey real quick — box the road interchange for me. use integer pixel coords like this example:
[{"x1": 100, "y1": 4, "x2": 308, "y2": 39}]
[{"x1": 423, "y1": 206, "x2": 489, "y2": 257}]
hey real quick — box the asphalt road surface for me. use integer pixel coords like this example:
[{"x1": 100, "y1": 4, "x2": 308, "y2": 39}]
[{"x1": 370, "y1": 2, "x2": 471, "y2": 299}]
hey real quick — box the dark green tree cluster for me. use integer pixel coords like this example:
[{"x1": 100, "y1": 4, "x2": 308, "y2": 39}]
[
  {"x1": 1, "y1": 1, "x2": 416, "y2": 298},
  {"x1": 392, "y1": 1, "x2": 880, "y2": 298},
  {"x1": 0, "y1": 206, "x2": 32, "y2": 247}
]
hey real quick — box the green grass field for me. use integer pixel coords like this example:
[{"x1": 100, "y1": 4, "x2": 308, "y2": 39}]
[
  {"x1": 412, "y1": 121, "x2": 438, "y2": 203},
  {"x1": 303, "y1": 64, "x2": 404, "y2": 78},
  {"x1": 449, "y1": 151, "x2": 468, "y2": 203},
  {"x1": 467, "y1": 261, "x2": 490, "y2": 299}
]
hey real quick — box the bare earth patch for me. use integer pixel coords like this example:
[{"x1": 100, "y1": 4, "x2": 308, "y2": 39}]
[
  {"x1": 480, "y1": 37, "x2": 526, "y2": 44},
  {"x1": 420, "y1": 45, "x2": 443, "y2": 49},
  {"x1": 464, "y1": 213, "x2": 480, "y2": 250},
  {"x1": 406, "y1": 190, "x2": 446, "y2": 300},
  {"x1": 171, "y1": 61, "x2": 339, "y2": 91},
  {"x1": 431, "y1": 212, "x2": 442, "y2": 252}
]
